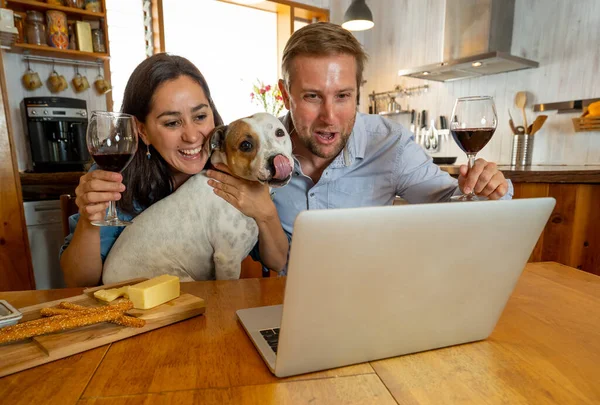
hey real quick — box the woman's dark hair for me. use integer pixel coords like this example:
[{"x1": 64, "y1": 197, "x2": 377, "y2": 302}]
[{"x1": 118, "y1": 53, "x2": 223, "y2": 215}]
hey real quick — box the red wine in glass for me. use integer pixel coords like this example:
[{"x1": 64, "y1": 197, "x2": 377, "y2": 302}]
[
  {"x1": 91, "y1": 152, "x2": 135, "y2": 173},
  {"x1": 451, "y1": 128, "x2": 495, "y2": 154},
  {"x1": 450, "y1": 97, "x2": 497, "y2": 202},
  {"x1": 86, "y1": 111, "x2": 138, "y2": 226}
]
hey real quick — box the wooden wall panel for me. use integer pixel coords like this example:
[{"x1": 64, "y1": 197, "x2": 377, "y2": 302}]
[{"x1": 0, "y1": 51, "x2": 35, "y2": 291}]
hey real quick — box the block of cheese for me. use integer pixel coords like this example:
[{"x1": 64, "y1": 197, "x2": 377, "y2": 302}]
[
  {"x1": 127, "y1": 275, "x2": 180, "y2": 309},
  {"x1": 94, "y1": 286, "x2": 129, "y2": 302}
]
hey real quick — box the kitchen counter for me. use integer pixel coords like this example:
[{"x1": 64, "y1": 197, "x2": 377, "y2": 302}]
[
  {"x1": 439, "y1": 165, "x2": 600, "y2": 183},
  {"x1": 19, "y1": 171, "x2": 85, "y2": 185},
  {"x1": 19, "y1": 171, "x2": 83, "y2": 201}
]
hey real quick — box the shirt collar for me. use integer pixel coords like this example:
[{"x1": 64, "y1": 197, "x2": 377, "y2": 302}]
[{"x1": 283, "y1": 112, "x2": 367, "y2": 169}]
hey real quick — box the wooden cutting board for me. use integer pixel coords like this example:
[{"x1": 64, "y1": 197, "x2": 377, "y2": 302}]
[{"x1": 0, "y1": 279, "x2": 206, "y2": 377}]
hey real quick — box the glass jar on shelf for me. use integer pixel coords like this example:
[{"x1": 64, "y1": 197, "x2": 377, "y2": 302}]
[
  {"x1": 91, "y1": 23, "x2": 105, "y2": 53},
  {"x1": 85, "y1": 0, "x2": 102, "y2": 13},
  {"x1": 25, "y1": 11, "x2": 47, "y2": 46},
  {"x1": 65, "y1": 0, "x2": 85, "y2": 8}
]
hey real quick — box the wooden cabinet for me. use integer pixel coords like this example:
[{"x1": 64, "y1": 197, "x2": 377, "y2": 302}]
[{"x1": 513, "y1": 183, "x2": 600, "y2": 276}]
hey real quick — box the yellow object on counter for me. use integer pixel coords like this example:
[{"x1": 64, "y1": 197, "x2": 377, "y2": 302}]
[
  {"x1": 127, "y1": 275, "x2": 180, "y2": 310},
  {"x1": 94, "y1": 286, "x2": 129, "y2": 302},
  {"x1": 583, "y1": 101, "x2": 600, "y2": 117}
]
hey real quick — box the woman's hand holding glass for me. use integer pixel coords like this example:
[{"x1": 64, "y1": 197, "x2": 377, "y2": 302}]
[
  {"x1": 86, "y1": 111, "x2": 138, "y2": 226},
  {"x1": 74, "y1": 170, "x2": 126, "y2": 223}
]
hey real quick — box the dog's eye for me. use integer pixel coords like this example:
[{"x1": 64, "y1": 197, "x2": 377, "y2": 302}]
[
  {"x1": 240, "y1": 140, "x2": 253, "y2": 152},
  {"x1": 275, "y1": 128, "x2": 285, "y2": 138}
]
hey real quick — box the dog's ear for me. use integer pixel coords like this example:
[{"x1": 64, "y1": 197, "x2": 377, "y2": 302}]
[{"x1": 209, "y1": 125, "x2": 228, "y2": 154}]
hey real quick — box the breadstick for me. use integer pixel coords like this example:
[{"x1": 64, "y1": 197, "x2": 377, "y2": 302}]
[
  {"x1": 6, "y1": 303, "x2": 126, "y2": 331},
  {"x1": 44, "y1": 302, "x2": 145, "y2": 328},
  {"x1": 40, "y1": 308, "x2": 78, "y2": 317},
  {"x1": 0, "y1": 300, "x2": 142, "y2": 345},
  {"x1": 59, "y1": 300, "x2": 133, "y2": 312},
  {"x1": 0, "y1": 310, "x2": 123, "y2": 344},
  {"x1": 58, "y1": 302, "x2": 87, "y2": 311},
  {"x1": 112, "y1": 315, "x2": 146, "y2": 328}
]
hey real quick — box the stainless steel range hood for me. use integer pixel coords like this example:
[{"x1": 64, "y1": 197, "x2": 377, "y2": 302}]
[{"x1": 398, "y1": 0, "x2": 538, "y2": 82}]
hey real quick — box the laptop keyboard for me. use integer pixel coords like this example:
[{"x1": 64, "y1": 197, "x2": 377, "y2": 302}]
[{"x1": 260, "y1": 328, "x2": 280, "y2": 353}]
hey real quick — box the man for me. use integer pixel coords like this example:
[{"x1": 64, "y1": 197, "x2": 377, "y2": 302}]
[{"x1": 207, "y1": 22, "x2": 512, "y2": 274}]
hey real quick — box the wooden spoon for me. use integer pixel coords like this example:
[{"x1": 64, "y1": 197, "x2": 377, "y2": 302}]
[
  {"x1": 530, "y1": 115, "x2": 548, "y2": 136},
  {"x1": 515, "y1": 92, "x2": 528, "y2": 132}
]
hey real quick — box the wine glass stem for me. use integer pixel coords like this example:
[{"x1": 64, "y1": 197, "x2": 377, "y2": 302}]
[
  {"x1": 106, "y1": 200, "x2": 118, "y2": 223},
  {"x1": 467, "y1": 154, "x2": 477, "y2": 197}
]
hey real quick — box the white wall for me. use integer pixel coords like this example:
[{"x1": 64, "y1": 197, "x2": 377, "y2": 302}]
[
  {"x1": 2, "y1": 52, "x2": 108, "y2": 171},
  {"x1": 294, "y1": 0, "x2": 330, "y2": 8},
  {"x1": 330, "y1": 0, "x2": 600, "y2": 166}
]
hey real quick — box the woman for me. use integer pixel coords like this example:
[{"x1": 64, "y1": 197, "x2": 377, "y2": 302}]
[{"x1": 60, "y1": 54, "x2": 289, "y2": 287}]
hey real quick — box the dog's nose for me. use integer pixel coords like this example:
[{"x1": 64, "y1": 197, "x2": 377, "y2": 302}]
[{"x1": 269, "y1": 154, "x2": 292, "y2": 180}]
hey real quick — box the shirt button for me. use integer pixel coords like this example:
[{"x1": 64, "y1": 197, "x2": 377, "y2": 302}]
[{"x1": 310, "y1": 193, "x2": 315, "y2": 197}]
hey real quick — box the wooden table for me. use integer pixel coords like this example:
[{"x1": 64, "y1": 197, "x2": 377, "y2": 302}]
[{"x1": 0, "y1": 262, "x2": 598, "y2": 404}]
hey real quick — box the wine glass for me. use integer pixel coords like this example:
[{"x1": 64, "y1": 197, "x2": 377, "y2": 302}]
[
  {"x1": 86, "y1": 111, "x2": 138, "y2": 226},
  {"x1": 450, "y1": 96, "x2": 497, "y2": 202}
]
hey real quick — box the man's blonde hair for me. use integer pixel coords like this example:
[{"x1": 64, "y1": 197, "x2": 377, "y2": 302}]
[{"x1": 281, "y1": 22, "x2": 368, "y2": 96}]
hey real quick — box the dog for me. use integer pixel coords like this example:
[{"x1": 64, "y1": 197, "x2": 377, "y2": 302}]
[{"x1": 102, "y1": 113, "x2": 294, "y2": 284}]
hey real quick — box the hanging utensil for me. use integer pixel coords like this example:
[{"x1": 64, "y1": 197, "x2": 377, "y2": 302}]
[
  {"x1": 421, "y1": 110, "x2": 428, "y2": 146},
  {"x1": 439, "y1": 115, "x2": 449, "y2": 141},
  {"x1": 415, "y1": 111, "x2": 421, "y2": 144},
  {"x1": 515, "y1": 92, "x2": 528, "y2": 132},
  {"x1": 530, "y1": 115, "x2": 548, "y2": 136},
  {"x1": 508, "y1": 109, "x2": 518, "y2": 134},
  {"x1": 428, "y1": 119, "x2": 438, "y2": 150}
]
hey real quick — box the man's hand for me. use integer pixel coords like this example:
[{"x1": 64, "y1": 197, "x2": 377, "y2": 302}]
[
  {"x1": 206, "y1": 164, "x2": 276, "y2": 224},
  {"x1": 458, "y1": 159, "x2": 508, "y2": 200}
]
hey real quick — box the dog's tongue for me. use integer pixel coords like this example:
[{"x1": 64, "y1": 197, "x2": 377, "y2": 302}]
[{"x1": 273, "y1": 155, "x2": 292, "y2": 180}]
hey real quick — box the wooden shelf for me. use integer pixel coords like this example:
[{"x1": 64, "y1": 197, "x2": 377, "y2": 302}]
[
  {"x1": 5, "y1": 0, "x2": 105, "y2": 19},
  {"x1": 10, "y1": 43, "x2": 109, "y2": 61}
]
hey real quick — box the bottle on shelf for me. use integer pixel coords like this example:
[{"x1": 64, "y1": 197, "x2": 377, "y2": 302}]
[
  {"x1": 91, "y1": 18, "x2": 106, "y2": 53},
  {"x1": 84, "y1": 0, "x2": 102, "y2": 13}
]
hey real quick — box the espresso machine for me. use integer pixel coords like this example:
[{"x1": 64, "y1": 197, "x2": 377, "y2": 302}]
[{"x1": 22, "y1": 97, "x2": 89, "y2": 172}]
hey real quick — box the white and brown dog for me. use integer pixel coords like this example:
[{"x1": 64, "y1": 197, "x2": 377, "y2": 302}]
[{"x1": 102, "y1": 113, "x2": 294, "y2": 284}]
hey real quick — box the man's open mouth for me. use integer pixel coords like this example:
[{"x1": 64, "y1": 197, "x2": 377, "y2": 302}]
[{"x1": 315, "y1": 130, "x2": 338, "y2": 144}]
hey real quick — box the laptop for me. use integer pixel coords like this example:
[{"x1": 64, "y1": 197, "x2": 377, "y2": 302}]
[{"x1": 237, "y1": 198, "x2": 556, "y2": 377}]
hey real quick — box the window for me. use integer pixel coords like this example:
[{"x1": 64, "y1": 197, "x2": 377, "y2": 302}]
[
  {"x1": 106, "y1": 0, "x2": 147, "y2": 112},
  {"x1": 162, "y1": 0, "x2": 280, "y2": 123}
]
